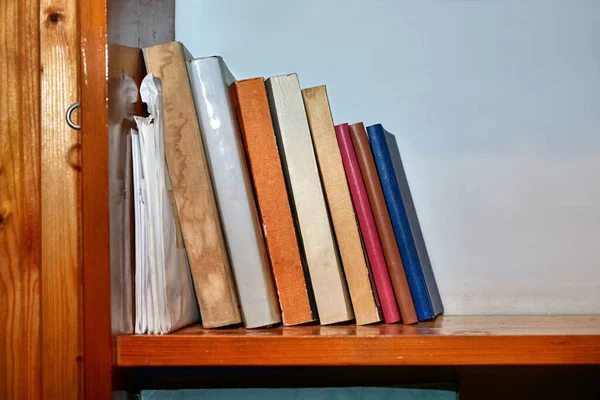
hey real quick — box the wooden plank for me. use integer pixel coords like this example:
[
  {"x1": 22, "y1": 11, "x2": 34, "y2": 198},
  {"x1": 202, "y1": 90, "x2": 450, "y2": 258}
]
[
  {"x1": 0, "y1": 0, "x2": 42, "y2": 398},
  {"x1": 117, "y1": 316, "x2": 600, "y2": 366},
  {"x1": 80, "y1": 0, "x2": 112, "y2": 397},
  {"x1": 40, "y1": 0, "x2": 82, "y2": 398}
]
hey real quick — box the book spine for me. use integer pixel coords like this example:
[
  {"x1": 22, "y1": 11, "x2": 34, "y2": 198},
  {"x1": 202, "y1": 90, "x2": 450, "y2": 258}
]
[
  {"x1": 384, "y1": 130, "x2": 444, "y2": 316},
  {"x1": 265, "y1": 74, "x2": 353, "y2": 325},
  {"x1": 335, "y1": 123, "x2": 401, "y2": 324},
  {"x1": 349, "y1": 122, "x2": 418, "y2": 324},
  {"x1": 230, "y1": 78, "x2": 316, "y2": 326},
  {"x1": 302, "y1": 86, "x2": 381, "y2": 325},
  {"x1": 187, "y1": 57, "x2": 281, "y2": 328},
  {"x1": 367, "y1": 124, "x2": 434, "y2": 321},
  {"x1": 143, "y1": 42, "x2": 241, "y2": 328}
]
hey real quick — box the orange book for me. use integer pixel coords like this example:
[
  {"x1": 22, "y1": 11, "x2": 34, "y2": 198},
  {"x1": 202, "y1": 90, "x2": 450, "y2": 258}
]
[{"x1": 230, "y1": 78, "x2": 316, "y2": 326}]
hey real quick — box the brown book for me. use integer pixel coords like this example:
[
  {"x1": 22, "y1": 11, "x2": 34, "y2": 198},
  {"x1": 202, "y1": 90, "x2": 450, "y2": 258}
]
[
  {"x1": 349, "y1": 122, "x2": 419, "y2": 324},
  {"x1": 302, "y1": 86, "x2": 381, "y2": 325},
  {"x1": 230, "y1": 78, "x2": 315, "y2": 326},
  {"x1": 143, "y1": 42, "x2": 242, "y2": 328}
]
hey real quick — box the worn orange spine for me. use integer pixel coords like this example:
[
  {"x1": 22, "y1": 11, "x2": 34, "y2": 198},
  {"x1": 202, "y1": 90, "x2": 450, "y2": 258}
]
[{"x1": 230, "y1": 78, "x2": 315, "y2": 326}]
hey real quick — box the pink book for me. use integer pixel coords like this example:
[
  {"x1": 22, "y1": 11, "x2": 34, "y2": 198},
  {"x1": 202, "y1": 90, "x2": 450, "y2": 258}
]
[{"x1": 335, "y1": 123, "x2": 401, "y2": 323}]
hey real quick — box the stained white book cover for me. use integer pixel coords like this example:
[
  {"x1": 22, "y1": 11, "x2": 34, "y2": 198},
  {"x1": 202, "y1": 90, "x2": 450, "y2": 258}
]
[
  {"x1": 187, "y1": 56, "x2": 281, "y2": 328},
  {"x1": 265, "y1": 73, "x2": 353, "y2": 325}
]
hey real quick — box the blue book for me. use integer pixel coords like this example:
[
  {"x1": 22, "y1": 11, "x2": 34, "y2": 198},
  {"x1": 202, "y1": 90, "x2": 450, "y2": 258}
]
[
  {"x1": 366, "y1": 124, "x2": 435, "y2": 320},
  {"x1": 384, "y1": 129, "x2": 444, "y2": 317}
]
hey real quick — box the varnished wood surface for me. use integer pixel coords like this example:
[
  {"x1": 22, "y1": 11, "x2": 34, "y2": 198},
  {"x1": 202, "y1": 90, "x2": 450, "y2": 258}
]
[
  {"x1": 0, "y1": 1, "x2": 41, "y2": 399},
  {"x1": 40, "y1": 0, "x2": 82, "y2": 398},
  {"x1": 80, "y1": 0, "x2": 112, "y2": 398},
  {"x1": 118, "y1": 316, "x2": 600, "y2": 366}
]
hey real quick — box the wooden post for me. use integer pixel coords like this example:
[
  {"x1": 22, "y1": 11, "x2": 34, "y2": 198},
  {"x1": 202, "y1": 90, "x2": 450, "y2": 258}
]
[
  {"x1": 40, "y1": 0, "x2": 82, "y2": 398},
  {"x1": 0, "y1": 1, "x2": 42, "y2": 399}
]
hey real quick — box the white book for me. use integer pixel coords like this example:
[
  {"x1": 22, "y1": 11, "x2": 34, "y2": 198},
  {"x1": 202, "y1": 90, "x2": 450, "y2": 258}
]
[
  {"x1": 265, "y1": 74, "x2": 354, "y2": 325},
  {"x1": 132, "y1": 74, "x2": 200, "y2": 334},
  {"x1": 187, "y1": 57, "x2": 281, "y2": 328}
]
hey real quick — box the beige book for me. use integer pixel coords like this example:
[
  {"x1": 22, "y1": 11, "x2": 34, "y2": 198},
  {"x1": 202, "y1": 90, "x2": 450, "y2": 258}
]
[
  {"x1": 143, "y1": 42, "x2": 242, "y2": 328},
  {"x1": 302, "y1": 85, "x2": 382, "y2": 325},
  {"x1": 265, "y1": 74, "x2": 353, "y2": 325}
]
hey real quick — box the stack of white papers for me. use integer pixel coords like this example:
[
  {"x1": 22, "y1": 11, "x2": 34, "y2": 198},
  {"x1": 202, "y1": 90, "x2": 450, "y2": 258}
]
[{"x1": 132, "y1": 73, "x2": 200, "y2": 334}]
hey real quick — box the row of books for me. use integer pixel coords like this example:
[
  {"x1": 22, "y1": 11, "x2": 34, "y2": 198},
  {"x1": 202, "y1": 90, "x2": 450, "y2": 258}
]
[{"x1": 132, "y1": 41, "x2": 443, "y2": 333}]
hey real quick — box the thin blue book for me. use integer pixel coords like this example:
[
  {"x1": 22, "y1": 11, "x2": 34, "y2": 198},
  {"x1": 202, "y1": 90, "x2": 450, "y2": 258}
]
[
  {"x1": 366, "y1": 124, "x2": 439, "y2": 320},
  {"x1": 384, "y1": 129, "x2": 444, "y2": 317}
]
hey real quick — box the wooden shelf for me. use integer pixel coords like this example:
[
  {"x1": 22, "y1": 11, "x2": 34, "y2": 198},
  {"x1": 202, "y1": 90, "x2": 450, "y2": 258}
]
[{"x1": 117, "y1": 316, "x2": 600, "y2": 367}]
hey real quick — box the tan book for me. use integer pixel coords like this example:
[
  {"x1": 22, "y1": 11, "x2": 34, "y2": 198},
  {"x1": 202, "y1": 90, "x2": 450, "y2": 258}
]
[
  {"x1": 231, "y1": 78, "x2": 315, "y2": 326},
  {"x1": 143, "y1": 42, "x2": 242, "y2": 328},
  {"x1": 302, "y1": 86, "x2": 382, "y2": 325},
  {"x1": 265, "y1": 74, "x2": 353, "y2": 325}
]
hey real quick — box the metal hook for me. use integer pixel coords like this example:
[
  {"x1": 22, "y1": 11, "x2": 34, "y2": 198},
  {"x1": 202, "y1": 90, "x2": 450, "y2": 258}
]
[{"x1": 66, "y1": 102, "x2": 81, "y2": 130}]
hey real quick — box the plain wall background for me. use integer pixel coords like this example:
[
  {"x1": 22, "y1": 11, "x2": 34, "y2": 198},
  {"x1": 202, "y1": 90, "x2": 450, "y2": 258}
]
[{"x1": 176, "y1": 0, "x2": 600, "y2": 315}]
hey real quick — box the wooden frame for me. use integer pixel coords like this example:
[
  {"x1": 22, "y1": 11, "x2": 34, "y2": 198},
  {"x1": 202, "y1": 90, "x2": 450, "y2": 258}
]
[
  {"x1": 79, "y1": 0, "x2": 600, "y2": 398},
  {"x1": 117, "y1": 316, "x2": 600, "y2": 367},
  {"x1": 1, "y1": 1, "x2": 41, "y2": 398},
  {"x1": 81, "y1": 0, "x2": 113, "y2": 397}
]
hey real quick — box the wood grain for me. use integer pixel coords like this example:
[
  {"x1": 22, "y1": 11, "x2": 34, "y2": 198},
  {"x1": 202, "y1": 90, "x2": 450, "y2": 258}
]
[
  {"x1": 117, "y1": 316, "x2": 600, "y2": 366},
  {"x1": 40, "y1": 0, "x2": 82, "y2": 398},
  {"x1": 80, "y1": 0, "x2": 112, "y2": 397},
  {"x1": 0, "y1": 0, "x2": 41, "y2": 398}
]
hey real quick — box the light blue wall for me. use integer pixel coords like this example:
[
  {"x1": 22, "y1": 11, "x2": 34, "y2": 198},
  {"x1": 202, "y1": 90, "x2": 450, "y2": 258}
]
[{"x1": 176, "y1": 0, "x2": 600, "y2": 314}]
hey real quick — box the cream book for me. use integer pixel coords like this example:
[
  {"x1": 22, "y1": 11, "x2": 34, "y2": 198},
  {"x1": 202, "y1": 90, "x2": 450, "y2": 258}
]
[
  {"x1": 265, "y1": 74, "x2": 354, "y2": 325},
  {"x1": 187, "y1": 56, "x2": 281, "y2": 328},
  {"x1": 143, "y1": 42, "x2": 242, "y2": 328},
  {"x1": 302, "y1": 86, "x2": 381, "y2": 325}
]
